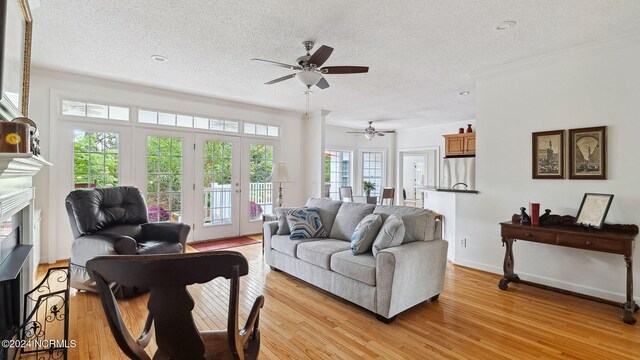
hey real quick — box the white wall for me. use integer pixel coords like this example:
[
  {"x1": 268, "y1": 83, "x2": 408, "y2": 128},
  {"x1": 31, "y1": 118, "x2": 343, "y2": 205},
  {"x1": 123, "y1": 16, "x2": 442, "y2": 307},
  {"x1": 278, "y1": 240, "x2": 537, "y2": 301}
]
[
  {"x1": 457, "y1": 40, "x2": 640, "y2": 302},
  {"x1": 29, "y1": 68, "x2": 305, "y2": 262},
  {"x1": 325, "y1": 124, "x2": 396, "y2": 194},
  {"x1": 302, "y1": 110, "x2": 329, "y2": 199}
]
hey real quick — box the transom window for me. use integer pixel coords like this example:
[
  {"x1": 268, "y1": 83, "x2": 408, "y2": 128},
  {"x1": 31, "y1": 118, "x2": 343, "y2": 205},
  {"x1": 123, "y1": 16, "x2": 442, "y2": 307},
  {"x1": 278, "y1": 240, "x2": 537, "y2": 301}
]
[
  {"x1": 362, "y1": 151, "x2": 384, "y2": 196},
  {"x1": 73, "y1": 131, "x2": 119, "y2": 188},
  {"x1": 139, "y1": 110, "x2": 239, "y2": 133},
  {"x1": 146, "y1": 136, "x2": 182, "y2": 222},
  {"x1": 325, "y1": 150, "x2": 352, "y2": 200},
  {"x1": 244, "y1": 122, "x2": 279, "y2": 137},
  {"x1": 62, "y1": 100, "x2": 129, "y2": 121}
]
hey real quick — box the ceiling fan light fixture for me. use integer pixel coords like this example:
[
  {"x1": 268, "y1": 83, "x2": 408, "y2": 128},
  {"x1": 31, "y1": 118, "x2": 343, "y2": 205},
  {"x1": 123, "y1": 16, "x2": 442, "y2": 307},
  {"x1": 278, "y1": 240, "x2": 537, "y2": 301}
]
[
  {"x1": 364, "y1": 133, "x2": 375, "y2": 140},
  {"x1": 295, "y1": 70, "x2": 322, "y2": 87}
]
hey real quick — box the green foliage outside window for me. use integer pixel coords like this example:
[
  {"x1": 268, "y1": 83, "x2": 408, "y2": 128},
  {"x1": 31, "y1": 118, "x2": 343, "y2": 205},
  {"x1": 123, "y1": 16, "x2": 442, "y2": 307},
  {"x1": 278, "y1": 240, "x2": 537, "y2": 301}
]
[{"x1": 73, "y1": 131, "x2": 119, "y2": 188}]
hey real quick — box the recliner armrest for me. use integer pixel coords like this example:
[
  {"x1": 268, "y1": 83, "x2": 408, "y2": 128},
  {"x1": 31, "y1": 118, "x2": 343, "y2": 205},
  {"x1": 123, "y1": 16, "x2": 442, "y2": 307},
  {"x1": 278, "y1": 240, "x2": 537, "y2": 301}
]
[
  {"x1": 71, "y1": 234, "x2": 137, "y2": 266},
  {"x1": 141, "y1": 222, "x2": 190, "y2": 248}
]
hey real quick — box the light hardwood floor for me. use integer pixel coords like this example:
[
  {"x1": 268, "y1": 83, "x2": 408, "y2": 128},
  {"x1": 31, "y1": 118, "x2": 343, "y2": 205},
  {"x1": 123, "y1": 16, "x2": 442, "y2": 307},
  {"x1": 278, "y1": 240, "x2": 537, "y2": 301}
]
[{"x1": 40, "y1": 242, "x2": 640, "y2": 359}]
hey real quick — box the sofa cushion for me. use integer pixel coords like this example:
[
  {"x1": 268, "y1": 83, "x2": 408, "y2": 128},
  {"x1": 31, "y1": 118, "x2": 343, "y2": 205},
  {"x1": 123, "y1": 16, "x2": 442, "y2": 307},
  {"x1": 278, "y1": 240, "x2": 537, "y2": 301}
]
[
  {"x1": 331, "y1": 250, "x2": 377, "y2": 286},
  {"x1": 287, "y1": 207, "x2": 328, "y2": 239},
  {"x1": 374, "y1": 205, "x2": 438, "y2": 243},
  {"x1": 274, "y1": 207, "x2": 298, "y2": 235},
  {"x1": 305, "y1": 198, "x2": 343, "y2": 234},
  {"x1": 296, "y1": 240, "x2": 351, "y2": 269},
  {"x1": 329, "y1": 202, "x2": 376, "y2": 241},
  {"x1": 350, "y1": 214, "x2": 383, "y2": 254},
  {"x1": 270, "y1": 234, "x2": 319, "y2": 257},
  {"x1": 372, "y1": 213, "x2": 405, "y2": 257}
]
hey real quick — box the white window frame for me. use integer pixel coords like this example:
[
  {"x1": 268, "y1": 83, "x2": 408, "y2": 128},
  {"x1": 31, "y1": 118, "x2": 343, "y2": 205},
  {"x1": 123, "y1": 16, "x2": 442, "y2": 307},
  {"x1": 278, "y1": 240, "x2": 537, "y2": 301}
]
[
  {"x1": 359, "y1": 149, "x2": 386, "y2": 196},
  {"x1": 60, "y1": 98, "x2": 132, "y2": 122},
  {"x1": 324, "y1": 147, "x2": 354, "y2": 200}
]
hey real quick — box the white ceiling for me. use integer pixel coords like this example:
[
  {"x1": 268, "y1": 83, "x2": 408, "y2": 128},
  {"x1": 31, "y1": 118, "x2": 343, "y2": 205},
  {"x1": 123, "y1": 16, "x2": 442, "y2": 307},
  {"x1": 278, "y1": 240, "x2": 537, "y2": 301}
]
[{"x1": 30, "y1": 1, "x2": 640, "y2": 130}]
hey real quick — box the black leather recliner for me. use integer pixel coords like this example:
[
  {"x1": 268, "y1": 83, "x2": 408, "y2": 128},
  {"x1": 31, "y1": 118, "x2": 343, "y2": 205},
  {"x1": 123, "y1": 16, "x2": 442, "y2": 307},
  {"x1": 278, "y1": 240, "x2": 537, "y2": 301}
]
[{"x1": 66, "y1": 186, "x2": 190, "y2": 298}]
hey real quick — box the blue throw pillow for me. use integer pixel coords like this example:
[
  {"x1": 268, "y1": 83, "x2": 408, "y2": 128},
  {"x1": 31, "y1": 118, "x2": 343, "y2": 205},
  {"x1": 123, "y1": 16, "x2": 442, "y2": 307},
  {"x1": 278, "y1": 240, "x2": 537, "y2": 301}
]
[
  {"x1": 351, "y1": 214, "x2": 383, "y2": 254},
  {"x1": 287, "y1": 207, "x2": 328, "y2": 239}
]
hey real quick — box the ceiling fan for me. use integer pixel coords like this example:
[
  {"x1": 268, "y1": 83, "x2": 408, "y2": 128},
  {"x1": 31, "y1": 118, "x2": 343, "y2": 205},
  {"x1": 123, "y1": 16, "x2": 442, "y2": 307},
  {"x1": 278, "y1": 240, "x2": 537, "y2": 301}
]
[
  {"x1": 347, "y1": 121, "x2": 396, "y2": 140},
  {"x1": 252, "y1": 41, "x2": 369, "y2": 90}
]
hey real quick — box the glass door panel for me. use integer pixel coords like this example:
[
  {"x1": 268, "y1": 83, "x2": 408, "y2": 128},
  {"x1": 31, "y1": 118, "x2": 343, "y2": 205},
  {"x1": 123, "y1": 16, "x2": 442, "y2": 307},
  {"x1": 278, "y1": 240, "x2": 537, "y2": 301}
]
[
  {"x1": 194, "y1": 134, "x2": 240, "y2": 240},
  {"x1": 240, "y1": 139, "x2": 276, "y2": 235}
]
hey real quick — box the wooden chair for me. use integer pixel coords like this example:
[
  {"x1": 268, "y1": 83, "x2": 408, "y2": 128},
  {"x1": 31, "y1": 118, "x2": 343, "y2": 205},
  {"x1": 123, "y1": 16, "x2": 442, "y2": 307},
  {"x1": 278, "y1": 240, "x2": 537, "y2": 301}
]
[
  {"x1": 339, "y1": 186, "x2": 353, "y2": 202},
  {"x1": 87, "y1": 251, "x2": 264, "y2": 360},
  {"x1": 379, "y1": 188, "x2": 395, "y2": 205}
]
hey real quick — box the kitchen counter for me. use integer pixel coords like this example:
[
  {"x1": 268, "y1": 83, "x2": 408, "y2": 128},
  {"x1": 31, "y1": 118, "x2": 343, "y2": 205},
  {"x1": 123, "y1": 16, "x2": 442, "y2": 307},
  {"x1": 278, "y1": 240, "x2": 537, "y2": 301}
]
[{"x1": 423, "y1": 187, "x2": 479, "y2": 194}]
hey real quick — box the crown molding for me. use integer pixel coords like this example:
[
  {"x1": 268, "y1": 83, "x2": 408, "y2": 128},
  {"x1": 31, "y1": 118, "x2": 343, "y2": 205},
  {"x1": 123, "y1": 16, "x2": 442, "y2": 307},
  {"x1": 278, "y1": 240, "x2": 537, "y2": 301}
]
[{"x1": 469, "y1": 33, "x2": 640, "y2": 80}]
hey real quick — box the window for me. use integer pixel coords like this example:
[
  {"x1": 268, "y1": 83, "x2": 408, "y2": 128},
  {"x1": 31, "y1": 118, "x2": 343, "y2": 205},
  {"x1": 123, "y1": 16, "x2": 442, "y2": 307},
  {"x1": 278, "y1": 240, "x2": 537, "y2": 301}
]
[
  {"x1": 325, "y1": 150, "x2": 352, "y2": 200},
  {"x1": 362, "y1": 151, "x2": 384, "y2": 196},
  {"x1": 146, "y1": 136, "x2": 182, "y2": 222},
  {"x1": 249, "y1": 144, "x2": 274, "y2": 220},
  {"x1": 73, "y1": 131, "x2": 119, "y2": 188},
  {"x1": 62, "y1": 100, "x2": 129, "y2": 121},
  {"x1": 244, "y1": 122, "x2": 279, "y2": 137},
  {"x1": 138, "y1": 110, "x2": 239, "y2": 133}
]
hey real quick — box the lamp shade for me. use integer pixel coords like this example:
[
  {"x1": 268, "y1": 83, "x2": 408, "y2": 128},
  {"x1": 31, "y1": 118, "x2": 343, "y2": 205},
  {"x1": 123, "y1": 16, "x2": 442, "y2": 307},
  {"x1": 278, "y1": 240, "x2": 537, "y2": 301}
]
[
  {"x1": 295, "y1": 70, "x2": 322, "y2": 87},
  {"x1": 269, "y1": 163, "x2": 290, "y2": 183},
  {"x1": 364, "y1": 132, "x2": 375, "y2": 140}
]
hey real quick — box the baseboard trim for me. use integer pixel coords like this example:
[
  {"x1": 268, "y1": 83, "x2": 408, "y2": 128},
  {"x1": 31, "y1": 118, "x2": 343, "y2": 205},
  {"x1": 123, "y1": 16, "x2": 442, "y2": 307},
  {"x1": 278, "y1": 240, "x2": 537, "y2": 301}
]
[{"x1": 452, "y1": 257, "x2": 636, "y2": 303}]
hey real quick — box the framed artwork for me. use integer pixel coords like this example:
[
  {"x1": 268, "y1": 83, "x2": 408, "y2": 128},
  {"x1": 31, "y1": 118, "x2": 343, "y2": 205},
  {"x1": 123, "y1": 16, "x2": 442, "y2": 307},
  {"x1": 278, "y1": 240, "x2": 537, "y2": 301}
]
[
  {"x1": 0, "y1": 0, "x2": 33, "y2": 120},
  {"x1": 575, "y1": 193, "x2": 614, "y2": 228},
  {"x1": 532, "y1": 130, "x2": 564, "y2": 179},
  {"x1": 568, "y1": 126, "x2": 607, "y2": 179}
]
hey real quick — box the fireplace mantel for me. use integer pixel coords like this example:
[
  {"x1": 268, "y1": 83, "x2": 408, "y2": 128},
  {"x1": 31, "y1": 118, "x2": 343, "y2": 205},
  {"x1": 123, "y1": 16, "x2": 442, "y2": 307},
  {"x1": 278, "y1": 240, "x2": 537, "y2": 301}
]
[{"x1": 0, "y1": 154, "x2": 52, "y2": 179}]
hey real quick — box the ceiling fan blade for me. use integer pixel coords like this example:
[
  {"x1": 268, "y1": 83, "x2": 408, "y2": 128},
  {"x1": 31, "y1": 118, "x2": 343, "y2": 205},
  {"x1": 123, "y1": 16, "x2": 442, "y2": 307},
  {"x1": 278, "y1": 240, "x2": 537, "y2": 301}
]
[
  {"x1": 346, "y1": 131, "x2": 366, "y2": 134},
  {"x1": 377, "y1": 131, "x2": 396, "y2": 133},
  {"x1": 265, "y1": 73, "x2": 296, "y2": 85},
  {"x1": 321, "y1": 66, "x2": 369, "y2": 74},
  {"x1": 308, "y1": 45, "x2": 334, "y2": 67},
  {"x1": 377, "y1": 133, "x2": 386, "y2": 137},
  {"x1": 251, "y1": 58, "x2": 300, "y2": 70},
  {"x1": 316, "y1": 77, "x2": 330, "y2": 89}
]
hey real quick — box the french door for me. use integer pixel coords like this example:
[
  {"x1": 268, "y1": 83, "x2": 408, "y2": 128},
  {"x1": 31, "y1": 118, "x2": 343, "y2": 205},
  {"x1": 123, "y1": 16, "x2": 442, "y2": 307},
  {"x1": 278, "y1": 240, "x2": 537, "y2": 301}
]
[{"x1": 193, "y1": 134, "x2": 242, "y2": 241}]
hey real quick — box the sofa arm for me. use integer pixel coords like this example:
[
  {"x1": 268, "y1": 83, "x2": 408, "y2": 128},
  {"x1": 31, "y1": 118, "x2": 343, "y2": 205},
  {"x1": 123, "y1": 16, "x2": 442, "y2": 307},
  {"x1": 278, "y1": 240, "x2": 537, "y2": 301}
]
[
  {"x1": 141, "y1": 222, "x2": 190, "y2": 249},
  {"x1": 70, "y1": 234, "x2": 137, "y2": 267},
  {"x1": 375, "y1": 239, "x2": 448, "y2": 318},
  {"x1": 263, "y1": 221, "x2": 278, "y2": 263}
]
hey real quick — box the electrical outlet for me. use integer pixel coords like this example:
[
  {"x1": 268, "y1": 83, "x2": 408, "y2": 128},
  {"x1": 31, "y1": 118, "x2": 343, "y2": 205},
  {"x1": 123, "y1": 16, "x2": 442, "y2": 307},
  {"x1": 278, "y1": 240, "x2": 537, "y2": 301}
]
[{"x1": 459, "y1": 238, "x2": 467, "y2": 247}]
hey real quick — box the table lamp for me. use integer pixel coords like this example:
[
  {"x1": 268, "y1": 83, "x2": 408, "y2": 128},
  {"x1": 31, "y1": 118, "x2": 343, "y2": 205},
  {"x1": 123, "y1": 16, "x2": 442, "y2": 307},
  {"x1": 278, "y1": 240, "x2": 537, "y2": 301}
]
[{"x1": 269, "y1": 163, "x2": 290, "y2": 207}]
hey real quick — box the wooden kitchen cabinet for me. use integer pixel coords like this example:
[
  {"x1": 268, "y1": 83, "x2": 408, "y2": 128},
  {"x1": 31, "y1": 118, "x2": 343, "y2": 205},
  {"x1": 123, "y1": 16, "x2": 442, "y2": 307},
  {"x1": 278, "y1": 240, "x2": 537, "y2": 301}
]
[{"x1": 444, "y1": 133, "x2": 475, "y2": 157}]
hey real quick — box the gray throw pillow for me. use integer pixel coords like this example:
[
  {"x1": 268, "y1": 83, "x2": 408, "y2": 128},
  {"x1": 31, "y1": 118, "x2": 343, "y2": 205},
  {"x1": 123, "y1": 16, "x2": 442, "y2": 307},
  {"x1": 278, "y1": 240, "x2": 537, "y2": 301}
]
[
  {"x1": 351, "y1": 214, "x2": 383, "y2": 255},
  {"x1": 372, "y1": 213, "x2": 405, "y2": 257},
  {"x1": 274, "y1": 207, "x2": 298, "y2": 235}
]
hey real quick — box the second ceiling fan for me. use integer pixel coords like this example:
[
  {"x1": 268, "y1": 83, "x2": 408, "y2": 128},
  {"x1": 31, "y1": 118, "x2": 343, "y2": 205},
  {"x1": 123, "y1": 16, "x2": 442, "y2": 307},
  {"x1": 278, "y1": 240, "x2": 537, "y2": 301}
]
[{"x1": 252, "y1": 41, "x2": 369, "y2": 89}]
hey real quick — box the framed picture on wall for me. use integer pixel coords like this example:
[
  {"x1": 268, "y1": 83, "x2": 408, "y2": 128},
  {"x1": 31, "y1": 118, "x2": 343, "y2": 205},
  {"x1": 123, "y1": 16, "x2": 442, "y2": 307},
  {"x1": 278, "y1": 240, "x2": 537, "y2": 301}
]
[
  {"x1": 532, "y1": 130, "x2": 564, "y2": 179},
  {"x1": 568, "y1": 126, "x2": 607, "y2": 180}
]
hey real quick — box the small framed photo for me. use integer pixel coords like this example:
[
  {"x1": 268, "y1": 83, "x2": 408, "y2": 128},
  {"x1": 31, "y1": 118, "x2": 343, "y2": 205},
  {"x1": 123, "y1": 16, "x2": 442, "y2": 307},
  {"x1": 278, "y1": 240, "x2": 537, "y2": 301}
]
[
  {"x1": 568, "y1": 126, "x2": 607, "y2": 180},
  {"x1": 532, "y1": 130, "x2": 564, "y2": 179},
  {"x1": 575, "y1": 193, "x2": 614, "y2": 229}
]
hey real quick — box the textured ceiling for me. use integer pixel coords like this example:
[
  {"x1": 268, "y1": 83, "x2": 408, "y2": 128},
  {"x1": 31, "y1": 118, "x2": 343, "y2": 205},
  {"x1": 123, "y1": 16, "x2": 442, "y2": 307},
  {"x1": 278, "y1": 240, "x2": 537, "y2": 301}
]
[{"x1": 30, "y1": 0, "x2": 640, "y2": 130}]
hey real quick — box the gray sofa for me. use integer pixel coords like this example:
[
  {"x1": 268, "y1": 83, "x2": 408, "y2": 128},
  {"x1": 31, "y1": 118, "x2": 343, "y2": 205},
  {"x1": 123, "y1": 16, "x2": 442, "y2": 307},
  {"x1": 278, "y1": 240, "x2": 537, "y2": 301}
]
[{"x1": 263, "y1": 198, "x2": 448, "y2": 323}]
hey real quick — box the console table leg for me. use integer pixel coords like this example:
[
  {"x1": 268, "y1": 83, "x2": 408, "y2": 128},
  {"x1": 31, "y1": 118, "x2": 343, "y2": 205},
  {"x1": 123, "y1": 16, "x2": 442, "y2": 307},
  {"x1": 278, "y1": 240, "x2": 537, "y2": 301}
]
[
  {"x1": 498, "y1": 237, "x2": 519, "y2": 290},
  {"x1": 623, "y1": 255, "x2": 636, "y2": 324}
]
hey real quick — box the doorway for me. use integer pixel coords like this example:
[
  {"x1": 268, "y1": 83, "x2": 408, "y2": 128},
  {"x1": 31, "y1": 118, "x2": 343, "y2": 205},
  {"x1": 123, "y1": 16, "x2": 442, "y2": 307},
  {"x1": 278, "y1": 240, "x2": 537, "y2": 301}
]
[{"x1": 397, "y1": 147, "x2": 439, "y2": 207}]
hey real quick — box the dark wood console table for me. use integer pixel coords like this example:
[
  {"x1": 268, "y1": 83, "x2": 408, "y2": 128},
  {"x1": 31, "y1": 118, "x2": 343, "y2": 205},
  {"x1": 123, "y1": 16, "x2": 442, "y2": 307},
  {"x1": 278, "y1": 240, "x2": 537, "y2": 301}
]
[{"x1": 499, "y1": 215, "x2": 639, "y2": 324}]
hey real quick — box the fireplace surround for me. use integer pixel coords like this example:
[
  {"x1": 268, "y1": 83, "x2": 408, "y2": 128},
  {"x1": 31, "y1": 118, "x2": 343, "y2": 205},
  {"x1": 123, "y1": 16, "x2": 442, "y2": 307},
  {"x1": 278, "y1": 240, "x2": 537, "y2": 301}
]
[{"x1": 0, "y1": 154, "x2": 50, "y2": 359}]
